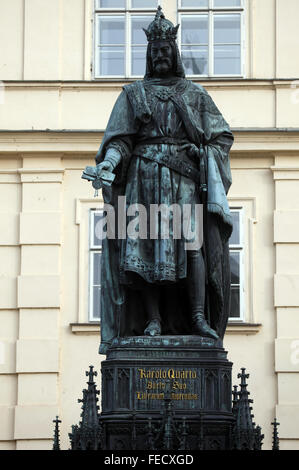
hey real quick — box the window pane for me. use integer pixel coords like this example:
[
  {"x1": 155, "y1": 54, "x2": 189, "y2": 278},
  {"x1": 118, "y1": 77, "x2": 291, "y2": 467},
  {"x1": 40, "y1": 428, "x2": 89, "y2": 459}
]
[
  {"x1": 98, "y1": 17, "x2": 125, "y2": 45},
  {"x1": 229, "y1": 211, "x2": 240, "y2": 245},
  {"x1": 182, "y1": 46, "x2": 208, "y2": 75},
  {"x1": 181, "y1": 0, "x2": 209, "y2": 7},
  {"x1": 93, "y1": 253, "x2": 102, "y2": 286},
  {"x1": 181, "y1": 15, "x2": 209, "y2": 45},
  {"x1": 230, "y1": 285, "x2": 240, "y2": 318},
  {"x1": 214, "y1": 44, "x2": 240, "y2": 74},
  {"x1": 98, "y1": 0, "x2": 125, "y2": 8},
  {"x1": 214, "y1": 0, "x2": 241, "y2": 7},
  {"x1": 230, "y1": 251, "x2": 240, "y2": 285},
  {"x1": 131, "y1": 46, "x2": 147, "y2": 75},
  {"x1": 132, "y1": 0, "x2": 158, "y2": 7},
  {"x1": 93, "y1": 212, "x2": 105, "y2": 248},
  {"x1": 131, "y1": 16, "x2": 153, "y2": 45},
  {"x1": 92, "y1": 286, "x2": 101, "y2": 320},
  {"x1": 99, "y1": 46, "x2": 125, "y2": 75},
  {"x1": 214, "y1": 14, "x2": 241, "y2": 44}
]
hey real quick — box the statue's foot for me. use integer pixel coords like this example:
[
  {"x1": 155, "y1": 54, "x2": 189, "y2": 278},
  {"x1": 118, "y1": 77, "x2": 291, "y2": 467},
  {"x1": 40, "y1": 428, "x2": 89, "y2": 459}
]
[
  {"x1": 144, "y1": 319, "x2": 161, "y2": 337},
  {"x1": 192, "y1": 314, "x2": 219, "y2": 340}
]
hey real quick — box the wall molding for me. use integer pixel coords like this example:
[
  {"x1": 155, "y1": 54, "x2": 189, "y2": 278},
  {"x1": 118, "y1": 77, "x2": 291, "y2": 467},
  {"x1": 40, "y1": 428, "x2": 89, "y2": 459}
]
[{"x1": 0, "y1": 130, "x2": 299, "y2": 154}]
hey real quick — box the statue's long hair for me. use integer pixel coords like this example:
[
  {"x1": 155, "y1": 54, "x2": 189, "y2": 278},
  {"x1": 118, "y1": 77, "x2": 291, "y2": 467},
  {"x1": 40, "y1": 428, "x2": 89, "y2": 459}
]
[{"x1": 144, "y1": 40, "x2": 186, "y2": 80}]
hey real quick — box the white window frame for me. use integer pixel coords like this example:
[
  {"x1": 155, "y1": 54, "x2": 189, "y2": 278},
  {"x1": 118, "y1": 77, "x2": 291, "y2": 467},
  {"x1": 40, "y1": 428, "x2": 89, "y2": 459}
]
[
  {"x1": 229, "y1": 207, "x2": 245, "y2": 322},
  {"x1": 177, "y1": 0, "x2": 245, "y2": 78},
  {"x1": 94, "y1": 0, "x2": 161, "y2": 79},
  {"x1": 89, "y1": 209, "x2": 103, "y2": 322}
]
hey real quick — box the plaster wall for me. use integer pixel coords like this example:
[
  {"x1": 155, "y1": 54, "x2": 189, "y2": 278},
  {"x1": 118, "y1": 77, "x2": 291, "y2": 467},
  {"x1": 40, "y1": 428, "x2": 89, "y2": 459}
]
[{"x1": 0, "y1": 0, "x2": 299, "y2": 451}]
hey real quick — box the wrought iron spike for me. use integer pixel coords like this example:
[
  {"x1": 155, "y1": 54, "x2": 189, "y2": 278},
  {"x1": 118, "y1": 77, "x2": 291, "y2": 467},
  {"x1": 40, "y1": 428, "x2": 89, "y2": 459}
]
[
  {"x1": 69, "y1": 366, "x2": 103, "y2": 450},
  {"x1": 131, "y1": 412, "x2": 137, "y2": 451},
  {"x1": 238, "y1": 368, "x2": 250, "y2": 381},
  {"x1": 52, "y1": 416, "x2": 61, "y2": 451},
  {"x1": 254, "y1": 426, "x2": 264, "y2": 450},
  {"x1": 146, "y1": 417, "x2": 155, "y2": 451},
  {"x1": 145, "y1": 389, "x2": 182, "y2": 451},
  {"x1": 231, "y1": 368, "x2": 264, "y2": 450},
  {"x1": 178, "y1": 417, "x2": 189, "y2": 451},
  {"x1": 86, "y1": 365, "x2": 98, "y2": 384},
  {"x1": 197, "y1": 412, "x2": 204, "y2": 451},
  {"x1": 232, "y1": 385, "x2": 239, "y2": 415},
  {"x1": 271, "y1": 418, "x2": 280, "y2": 451},
  {"x1": 232, "y1": 385, "x2": 239, "y2": 400}
]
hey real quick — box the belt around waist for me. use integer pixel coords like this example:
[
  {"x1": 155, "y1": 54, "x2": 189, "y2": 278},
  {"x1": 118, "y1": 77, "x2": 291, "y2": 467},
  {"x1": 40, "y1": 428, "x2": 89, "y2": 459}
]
[
  {"x1": 136, "y1": 137, "x2": 191, "y2": 146},
  {"x1": 132, "y1": 151, "x2": 200, "y2": 185}
]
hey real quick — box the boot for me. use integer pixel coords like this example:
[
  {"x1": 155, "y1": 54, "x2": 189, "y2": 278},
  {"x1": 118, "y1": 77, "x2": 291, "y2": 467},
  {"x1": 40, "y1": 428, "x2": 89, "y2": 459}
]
[
  {"x1": 192, "y1": 311, "x2": 219, "y2": 340},
  {"x1": 142, "y1": 284, "x2": 162, "y2": 336},
  {"x1": 144, "y1": 319, "x2": 161, "y2": 336},
  {"x1": 187, "y1": 250, "x2": 219, "y2": 340}
]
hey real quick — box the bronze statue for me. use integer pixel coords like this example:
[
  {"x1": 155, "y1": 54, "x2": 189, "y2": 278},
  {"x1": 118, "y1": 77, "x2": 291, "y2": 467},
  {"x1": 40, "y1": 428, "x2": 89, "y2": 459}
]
[{"x1": 85, "y1": 7, "x2": 233, "y2": 354}]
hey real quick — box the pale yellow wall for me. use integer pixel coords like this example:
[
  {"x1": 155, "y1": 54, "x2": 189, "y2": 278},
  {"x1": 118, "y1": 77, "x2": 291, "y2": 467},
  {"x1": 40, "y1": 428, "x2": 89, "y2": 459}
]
[
  {"x1": 226, "y1": 156, "x2": 276, "y2": 450},
  {"x1": 1, "y1": 135, "x2": 298, "y2": 450},
  {"x1": 0, "y1": 0, "x2": 299, "y2": 452},
  {"x1": 272, "y1": 155, "x2": 299, "y2": 447},
  {"x1": 0, "y1": 0, "x2": 298, "y2": 132},
  {"x1": 1, "y1": 81, "x2": 299, "y2": 131},
  {"x1": 250, "y1": 0, "x2": 276, "y2": 78},
  {"x1": 276, "y1": 0, "x2": 299, "y2": 78},
  {"x1": 0, "y1": 0, "x2": 298, "y2": 81},
  {"x1": 0, "y1": 0, "x2": 24, "y2": 80}
]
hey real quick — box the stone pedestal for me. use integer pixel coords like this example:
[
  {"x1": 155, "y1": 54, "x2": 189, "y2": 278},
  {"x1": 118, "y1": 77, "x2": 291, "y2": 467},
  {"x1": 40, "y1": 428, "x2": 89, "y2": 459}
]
[{"x1": 100, "y1": 336, "x2": 234, "y2": 450}]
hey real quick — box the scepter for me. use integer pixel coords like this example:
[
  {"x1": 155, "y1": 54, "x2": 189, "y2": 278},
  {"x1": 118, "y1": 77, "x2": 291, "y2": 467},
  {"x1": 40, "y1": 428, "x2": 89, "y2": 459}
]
[{"x1": 199, "y1": 145, "x2": 211, "y2": 328}]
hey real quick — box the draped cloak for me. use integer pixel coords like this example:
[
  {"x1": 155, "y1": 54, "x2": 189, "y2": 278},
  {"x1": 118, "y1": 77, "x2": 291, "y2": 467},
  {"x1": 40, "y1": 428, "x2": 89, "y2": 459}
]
[{"x1": 96, "y1": 78, "x2": 234, "y2": 354}]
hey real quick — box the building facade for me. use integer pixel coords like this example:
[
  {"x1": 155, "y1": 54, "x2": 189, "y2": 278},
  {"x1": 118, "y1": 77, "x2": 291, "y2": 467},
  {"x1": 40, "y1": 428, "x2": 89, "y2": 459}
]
[{"x1": 0, "y1": 0, "x2": 299, "y2": 450}]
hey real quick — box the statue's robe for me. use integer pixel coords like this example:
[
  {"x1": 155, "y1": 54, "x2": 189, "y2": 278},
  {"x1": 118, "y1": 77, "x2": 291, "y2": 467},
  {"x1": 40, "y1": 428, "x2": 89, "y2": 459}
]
[{"x1": 95, "y1": 78, "x2": 234, "y2": 354}]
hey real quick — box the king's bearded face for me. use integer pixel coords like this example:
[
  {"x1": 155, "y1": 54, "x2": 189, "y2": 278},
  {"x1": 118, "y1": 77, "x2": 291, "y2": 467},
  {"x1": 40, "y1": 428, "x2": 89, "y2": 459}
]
[{"x1": 151, "y1": 41, "x2": 174, "y2": 77}]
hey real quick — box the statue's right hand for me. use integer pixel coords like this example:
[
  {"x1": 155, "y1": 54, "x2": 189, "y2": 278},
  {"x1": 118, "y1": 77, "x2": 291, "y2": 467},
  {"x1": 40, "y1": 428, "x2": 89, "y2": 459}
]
[
  {"x1": 96, "y1": 160, "x2": 113, "y2": 177},
  {"x1": 179, "y1": 143, "x2": 201, "y2": 159}
]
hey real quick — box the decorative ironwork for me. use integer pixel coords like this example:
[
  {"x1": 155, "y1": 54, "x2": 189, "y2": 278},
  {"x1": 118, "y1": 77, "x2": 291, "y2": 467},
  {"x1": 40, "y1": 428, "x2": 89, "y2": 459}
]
[
  {"x1": 196, "y1": 413, "x2": 204, "y2": 450},
  {"x1": 271, "y1": 418, "x2": 280, "y2": 451},
  {"x1": 52, "y1": 365, "x2": 273, "y2": 451},
  {"x1": 68, "y1": 365, "x2": 103, "y2": 450},
  {"x1": 145, "y1": 381, "x2": 190, "y2": 450},
  {"x1": 131, "y1": 412, "x2": 137, "y2": 451},
  {"x1": 232, "y1": 385, "x2": 239, "y2": 415},
  {"x1": 178, "y1": 417, "x2": 188, "y2": 451},
  {"x1": 231, "y1": 368, "x2": 264, "y2": 450},
  {"x1": 52, "y1": 416, "x2": 61, "y2": 451}
]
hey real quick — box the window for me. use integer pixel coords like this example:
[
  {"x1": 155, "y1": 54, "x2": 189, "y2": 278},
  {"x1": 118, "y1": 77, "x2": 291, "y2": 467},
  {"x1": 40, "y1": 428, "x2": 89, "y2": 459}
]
[
  {"x1": 94, "y1": 0, "x2": 159, "y2": 78},
  {"x1": 89, "y1": 209, "x2": 104, "y2": 321},
  {"x1": 178, "y1": 0, "x2": 244, "y2": 77},
  {"x1": 88, "y1": 207, "x2": 244, "y2": 322},
  {"x1": 229, "y1": 208, "x2": 244, "y2": 321}
]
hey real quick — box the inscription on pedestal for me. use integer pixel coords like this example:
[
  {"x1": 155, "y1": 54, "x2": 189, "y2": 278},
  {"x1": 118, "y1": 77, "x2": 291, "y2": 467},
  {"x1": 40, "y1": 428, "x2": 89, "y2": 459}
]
[{"x1": 136, "y1": 367, "x2": 198, "y2": 402}]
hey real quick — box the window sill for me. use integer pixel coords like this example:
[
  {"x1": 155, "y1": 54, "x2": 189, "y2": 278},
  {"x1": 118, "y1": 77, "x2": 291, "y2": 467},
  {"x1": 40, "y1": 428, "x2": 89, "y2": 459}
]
[
  {"x1": 70, "y1": 323, "x2": 100, "y2": 335},
  {"x1": 70, "y1": 322, "x2": 262, "y2": 336},
  {"x1": 226, "y1": 323, "x2": 262, "y2": 335}
]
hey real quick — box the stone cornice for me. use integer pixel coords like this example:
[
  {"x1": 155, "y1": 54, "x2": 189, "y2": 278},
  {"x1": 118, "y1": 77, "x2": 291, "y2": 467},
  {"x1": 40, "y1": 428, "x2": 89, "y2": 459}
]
[
  {"x1": 0, "y1": 130, "x2": 299, "y2": 155},
  {"x1": 1, "y1": 79, "x2": 296, "y2": 92}
]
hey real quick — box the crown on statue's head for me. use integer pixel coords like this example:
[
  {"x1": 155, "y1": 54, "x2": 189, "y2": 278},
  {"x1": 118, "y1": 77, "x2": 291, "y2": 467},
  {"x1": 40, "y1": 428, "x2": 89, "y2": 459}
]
[{"x1": 143, "y1": 6, "x2": 179, "y2": 43}]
